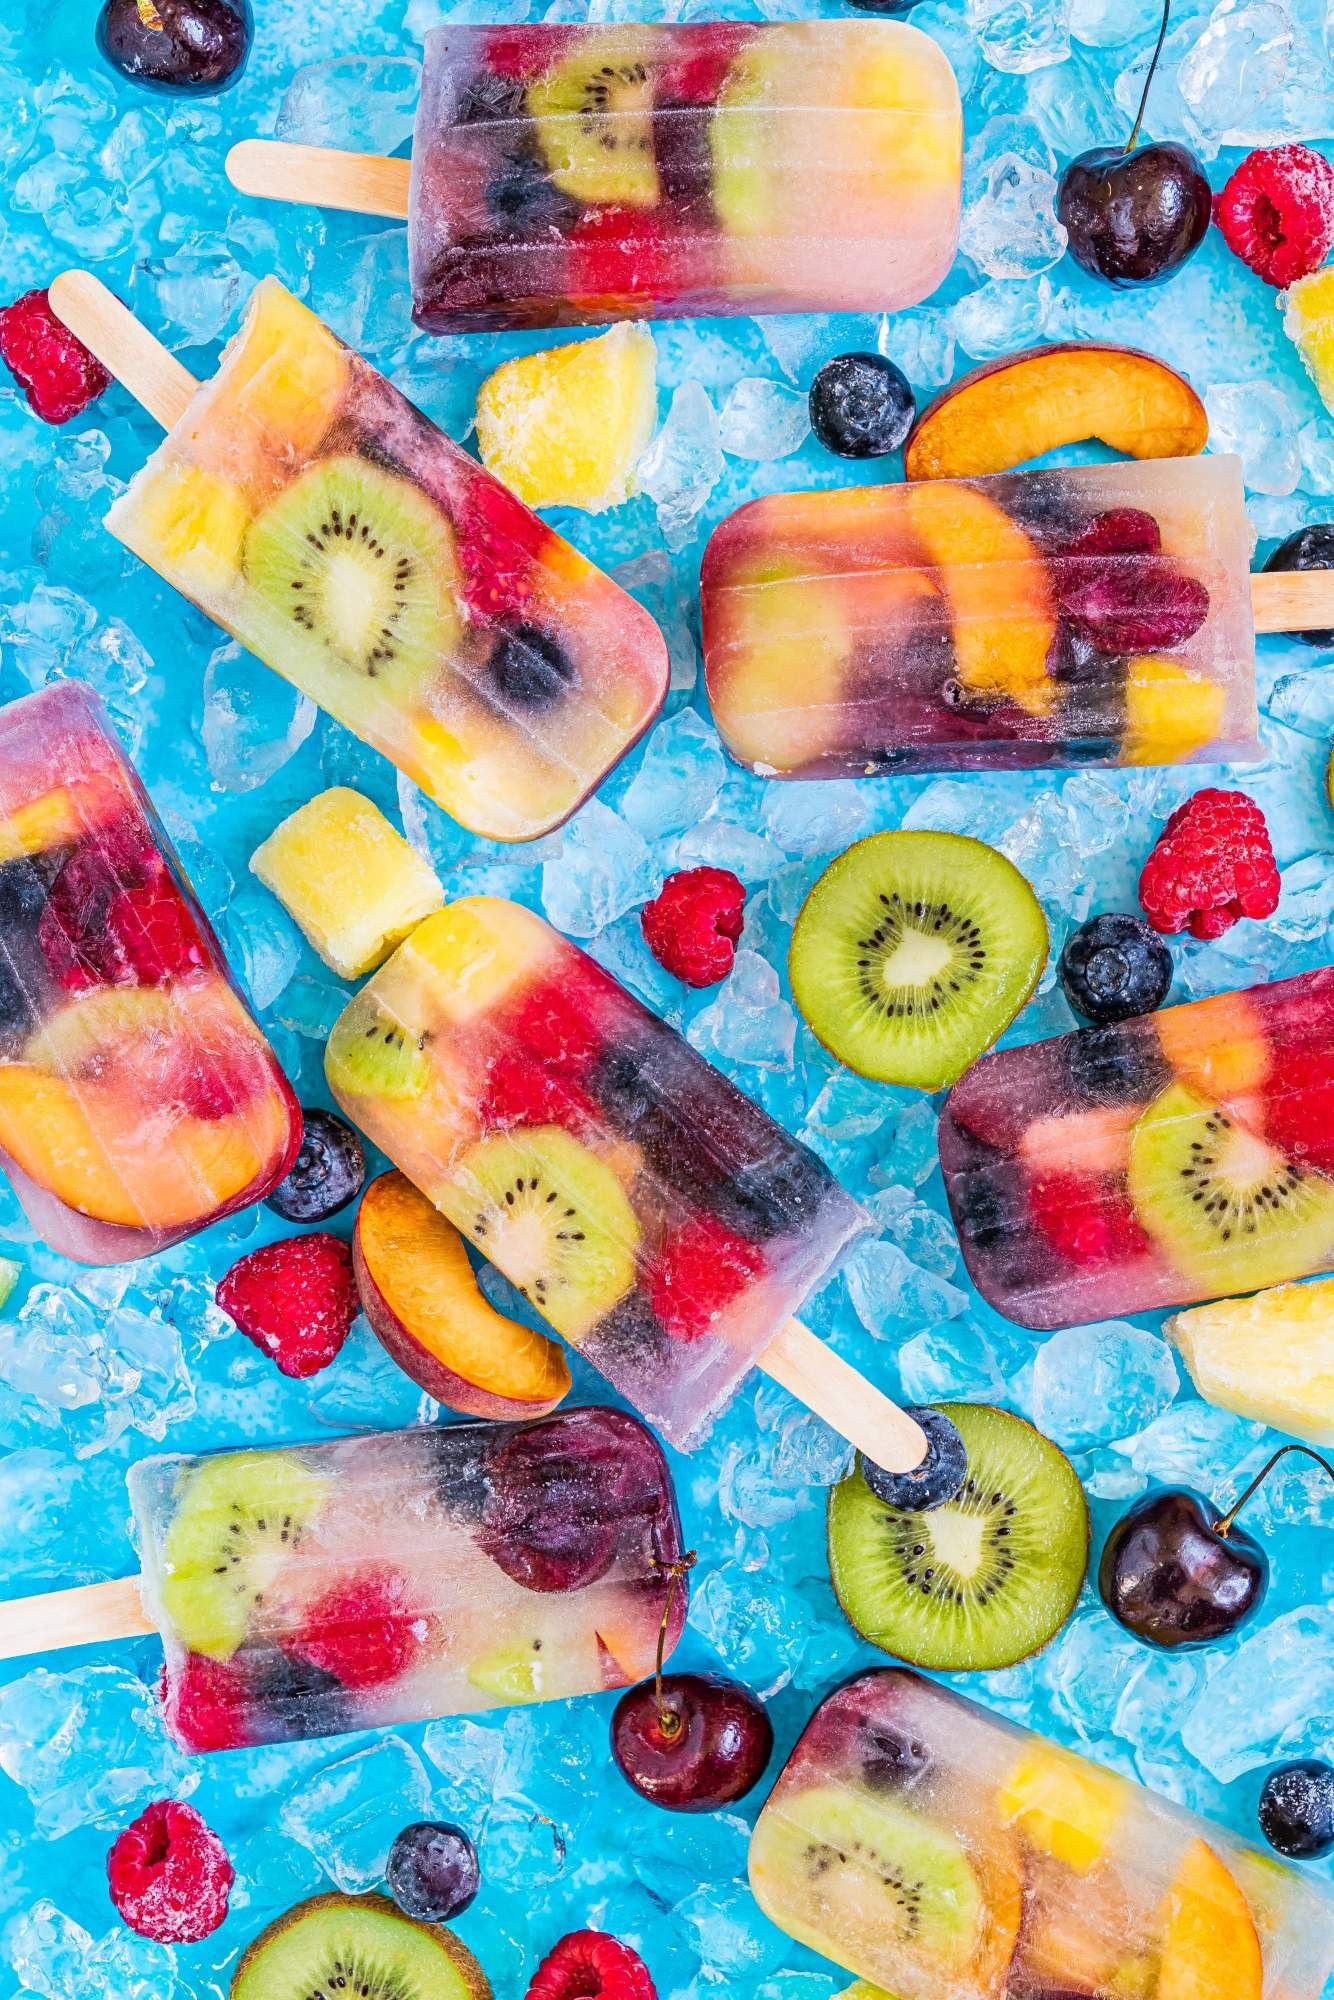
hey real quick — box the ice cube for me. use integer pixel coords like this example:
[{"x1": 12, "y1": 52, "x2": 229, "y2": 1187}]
[
  {"x1": 279, "y1": 1737, "x2": 433, "y2": 1893},
  {"x1": 621, "y1": 708, "x2": 726, "y2": 841},
  {"x1": 718, "y1": 378, "x2": 811, "y2": 462},
  {"x1": 1029, "y1": 1321, "x2": 1180, "y2": 1448},
  {"x1": 541, "y1": 798, "x2": 659, "y2": 938},
  {"x1": 688, "y1": 951, "x2": 797, "y2": 1072},
  {"x1": 276, "y1": 57, "x2": 422, "y2": 154},
  {"x1": 202, "y1": 640, "x2": 317, "y2": 793},
  {"x1": 639, "y1": 382, "x2": 724, "y2": 553},
  {"x1": 1181, "y1": 1604, "x2": 1334, "y2": 1780},
  {"x1": 0, "y1": 1667, "x2": 195, "y2": 1840}
]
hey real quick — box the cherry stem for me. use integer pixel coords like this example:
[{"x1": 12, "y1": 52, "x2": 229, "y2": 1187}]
[
  {"x1": 1214, "y1": 1442, "x2": 1334, "y2": 1539},
  {"x1": 1125, "y1": 0, "x2": 1172, "y2": 155},
  {"x1": 652, "y1": 1550, "x2": 697, "y2": 1738}
]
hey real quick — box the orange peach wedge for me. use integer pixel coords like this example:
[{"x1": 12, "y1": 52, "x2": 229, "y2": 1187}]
[
  {"x1": 353, "y1": 1170, "x2": 571, "y2": 1418},
  {"x1": 904, "y1": 343, "x2": 1208, "y2": 481}
]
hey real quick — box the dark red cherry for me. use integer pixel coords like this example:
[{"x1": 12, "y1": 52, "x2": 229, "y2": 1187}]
[
  {"x1": 611, "y1": 1672, "x2": 772, "y2": 1811},
  {"x1": 1057, "y1": 142, "x2": 1211, "y2": 287},
  {"x1": 1098, "y1": 1487, "x2": 1266, "y2": 1649},
  {"x1": 479, "y1": 1408, "x2": 673, "y2": 1594},
  {"x1": 97, "y1": 0, "x2": 253, "y2": 94}
]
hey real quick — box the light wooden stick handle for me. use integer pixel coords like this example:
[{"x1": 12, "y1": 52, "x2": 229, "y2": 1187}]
[
  {"x1": 48, "y1": 270, "x2": 197, "y2": 431},
  {"x1": 758, "y1": 1318, "x2": 927, "y2": 1471},
  {"x1": 1251, "y1": 568, "x2": 1334, "y2": 635},
  {"x1": 227, "y1": 140, "x2": 412, "y2": 220},
  {"x1": 0, "y1": 1575, "x2": 155, "y2": 1661}
]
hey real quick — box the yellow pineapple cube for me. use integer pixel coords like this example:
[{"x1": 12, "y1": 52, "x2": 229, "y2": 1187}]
[
  {"x1": 251, "y1": 787, "x2": 443, "y2": 980},
  {"x1": 998, "y1": 1744, "x2": 1128, "y2": 1872},
  {"x1": 1121, "y1": 654, "x2": 1226, "y2": 766},
  {"x1": 1167, "y1": 1278, "x2": 1334, "y2": 1445},
  {"x1": 474, "y1": 322, "x2": 658, "y2": 514},
  {"x1": 1283, "y1": 266, "x2": 1334, "y2": 416}
]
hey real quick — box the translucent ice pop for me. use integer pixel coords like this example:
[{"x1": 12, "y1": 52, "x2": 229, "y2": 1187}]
[
  {"x1": 225, "y1": 22, "x2": 963, "y2": 333},
  {"x1": 0, "y1": 1408, "x2": 686, "y2": 1752},
  {"x1": 749, "y1": 1668, "x2": 1334, "y2": 2000},
  {"x1": 939, "y1": 966, "x2": 1334, "y2": 1330},
  {"x1": 52, "y1": 272, "x2": 669, "y2": 842},
  {"x1": 0, "y1": 681, "x2": 298, "y2": 1262},
  {"x1": 702, "y1": 456, "x2": 1269, "y2": 776},
  {"x1": 324, "y1": 898, "x2": 879, "y2": 1453}
]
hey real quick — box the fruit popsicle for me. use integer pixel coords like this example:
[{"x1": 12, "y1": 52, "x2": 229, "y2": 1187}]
[
  {"x1": 324, "y1": 898, "x2": 870, "y2": 1451},
  {"x1": 702, "y1": 454, "x2": 1262, "y2": 776},
  {"x1": 70, "y1": 275, "x2": 668, "y2": 842},
  {"x1": 0, "y1": 681, "x2": 298, "y2": 1262},
  {"x1": 225, "y1": 22, "x2": 962, "y2": 334},
  {"x1": 939, "y1": 966, "x2": 1334, "y2": 1330},
  {"x1": 749, "y1": 1668, "x2": 1334, "y2": 2000}
]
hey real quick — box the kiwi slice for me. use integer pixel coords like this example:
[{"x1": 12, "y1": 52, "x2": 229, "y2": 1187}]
[
  {"x1": 526, "y1": 37, "x2": 659, "y2": 208},
  {"x1": 749, "y1": 1783, "x2": 982, "y2": 1975},
  {"x1": 443, "y1": 1125, "x2": 637, "y2": 1340},
  {"x1": 243, "y1": 455, "x2": 459, "y2": 713},
  {"x1": 1128, "y1": 1082, "x2": 1334, "y2": 1293},
  {"x1": 325, "y1": 990, "x2": 430, "y2": 1103},
  {"x1": 828, "y1": 1403, "x2": 1088, "y2": 1672},
  {"x1": 230, "y1": 1892, "x2": 490, "y2": 2000},
  {"x1": 159, "y1": 1451, "x2": 329, "y2": 1661},
  {"x1": 789, "y1": 832, "x2": 1047, "y2": 1089}
]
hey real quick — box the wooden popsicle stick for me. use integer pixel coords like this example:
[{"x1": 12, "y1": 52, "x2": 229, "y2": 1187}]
[
  {"x1": 759, "y1": 1318, "x2": 926, "y2": 1472},
  {"x1": 48, "y1": 270, "x2": 197, "y2": 431},
  {"x1": 227, "y1": 140, "x2": 411, "y2": 220},
  {"x1": 0, "y1": 1574, "x2": 155, "y2": 1661},
  {"x1": 1250, "y1": 568, "x2": 1334, "y2": 635}
]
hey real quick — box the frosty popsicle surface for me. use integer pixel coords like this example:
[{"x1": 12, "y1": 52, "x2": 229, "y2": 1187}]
[
  {"x1": 325, "y1": 897, "x2": 868, "y2": 1448},
  {"x1": 939, "y1": 966, "x2": 1334, "y2": 1330},
  {"x1": 701, "y1": 454, "x2": 1260, "y2": 777},
  {"x1": 409, "y1": 20, "x2": 962, "y2": 332},
  {"x1": 103, "y1": 280, "x2": 669, "y2": 841},
  {"x1": 131, "y1": 1406, "x2": 685, "y2": 1752},
  {"x1": 0, "y1": 681, "x2": 298, "y2": 1262},
  {"x1": 749, "y1": 1668, "x2": 1334, "y2": 2000}
]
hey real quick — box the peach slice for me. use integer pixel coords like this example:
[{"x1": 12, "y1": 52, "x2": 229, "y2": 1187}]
[
  {"x1": 1156, "y1": 991, "x2": 1270, "y2": 1101},
  {"x1": 906, "y1": 482, "x2": 1056, "y2": 715},
  {"x1": 353, "y1": 1170, "x2": 572, "y2": 1418},
  {"x1": 0, "y1": 770, "x2": 128, "y2": 864},
  {"x1": 1156, "y1": 1839, "x2": 1263, "y2": 2000},
  {"x1": 904, "y1": 343, "x2": 1209, "y2": 481}
]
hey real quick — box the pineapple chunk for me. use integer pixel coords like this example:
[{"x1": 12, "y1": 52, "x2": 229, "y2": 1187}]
[
  {"x1": 1283, "y1": 266, "x2": 1334, "y2": 416},
  {"x1": 251, "y1": 787, "x2": 444, "y2": 980},
  {"x1": 1167, "y1": 1279, "x2": 1334, "y2": 1445},
  {"x1": 474, "y1": 323, "x2": 658, "y2": 514},
  {"x1": 1121, "y1": 654, "x2": 1226, "y2": 766}
]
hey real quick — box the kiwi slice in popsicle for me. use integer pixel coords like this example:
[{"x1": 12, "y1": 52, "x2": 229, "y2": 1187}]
[
  {"x1": 789, "y1": 831, "x2": 1047, "y2": 1089},
  {"x1": 828, "y1": 1403, "x2": 1088, "y2": 1672},
  {"x1": 325, "y1": 990, "x2": 431, "y2": 1104},
  {"x1": 526, "y1": 36, "x2": 659, "y2": 208},
  {"x1": 230, "y1": 1892, "x2": 490, "y2": 2000},
  {"x1": 159, "y1": 1451, "x2": 330, "y2": 1661}
]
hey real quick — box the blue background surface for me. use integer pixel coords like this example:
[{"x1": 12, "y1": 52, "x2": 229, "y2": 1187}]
[{"x1": 0, "y1": 0, "x2": 1333, "y2": 1994}]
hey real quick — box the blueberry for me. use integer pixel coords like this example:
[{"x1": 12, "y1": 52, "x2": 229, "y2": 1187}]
[
  {"x1": 808, "y1": 353, "x2": 915, "y2": 459},
  {"x1": 1258, "y1": 1760, "x2": 1334, "y2": 1859},
  {"x1": 96, "y1": 0, "x2": 252, "y2": 93},
  {"x1": 595, "y1": 1290, "x2": 675, "y2": 1374},
  {"x1": 485, "y1": 153, "x2": 580, "y2": 236},
  {"x1": 716, "y1": 1147, "x2": 839, "y2": 1243},
  {"x1": 387, "y1": 1821, "x2": 481, "y2": 1922},
  {"x1": 1059, "y1": 913, "x2": 1173, "y2": 1026},
  {"x1": 486, "y1": 624, "x2": 579, "y2": 709},
  {"x1": 266, "y1": 1109, "x2": 365, "y2": 1224},
  {"x1": 1262, "y1": 525, "x2": 1334, "y2": 647},
  {"x1": 1063, "y1": 1019, "x2": 1170, "y2": 1106},
  {"x1": 862, "y1": 1408, "x2": 967, "y2": 1513},
  {"x1": 243, "y1": 1648, "x2": 353, "y2": 1743},
  {"x1": 843, "y1": 0, "x2": 922, "y2": 13}
]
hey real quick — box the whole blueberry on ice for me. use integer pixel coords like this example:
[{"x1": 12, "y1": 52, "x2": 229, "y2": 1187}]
[
  {"x1": 97, "y1": 0, "x2": 253, "y2": 93},
  {"x1": 266, "y1": 1109, "x2": 365, "y2": 1224},
  {"x1": 386, "y1": 1821, "x2": 480, "y2": 1922},
  {"x1": 809, "y1": 353, "x2": 915, "y2": 459},
  {"x1": 1059, "y1": 913, "x2": 1173, "y2": 1025},
  {"x1": 1262, "y1": 524, "x2": 1334, "y2": 648},
  {"x1": 1258, "y1": 1760, "x2": 1334, "y2": 1858}
]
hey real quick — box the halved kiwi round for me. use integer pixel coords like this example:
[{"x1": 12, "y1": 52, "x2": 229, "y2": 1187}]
[
  {"x1": 159, "y1": 1451, "x2": 330, "y2": 1661},
  {"x1": 526, "y1": 36, "x2": 659, "y2": 208},
  {"x1": 230, "y1": 1892, "x2": 490, "y2": 1999},
  {"x1": 789, "y1": 831, "x2": 1047, "y2": 1089},
  {"x1": 827, "y1": 1402, "x2": 1088, "y2": 1671}
]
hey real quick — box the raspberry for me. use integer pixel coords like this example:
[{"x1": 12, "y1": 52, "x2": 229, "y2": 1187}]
[
  {"x1": 0, "y1": 289, "x2": 112, "y2": 426},
  {"x1": 482, "y1": 23, "x2": 580, "y2": 79},
  {"x1": 1138, "y1": 789, "x2": 1281, "y2": 941},
  {"x1": 160, "y1": 1655, "x2": 251, "y2": 1754},
  {"x1": 456, "y1": 474, "x2": 557, "y2": 621},
  {"x1": 504, "y1": 969, "x2": 610, "y2": 1074},
  {"x1": 1215, "y1": 144, "x2": 1334, "y2": 287},
  {"x1": 216, "y1": 1233, "x2": 357, "y2": 1378},
  {"x1": 569, "y1": 208, "x2": 689, "y2": 316},
  {"x1": 287, "y1": 1567, "x2": 423, "y2": 1689},
  {"x1": 648, "y1": 1214, "x2": 764, "y2": 1342},
  {"x1": 106, "y1": 1800, "x2": 233, "y2": 1944},
  {"x1": 640, "y1": 868, "x2": 746, "y2": 988},
  {"x1": 105, "y1": 872, "x2": 209, "y2": 985},
  {"x1": 480, "y1": 1052, "x2": 597, "y2": 1133},
  {"x1": 526, "y1": 1930, "x2": 657, "y2": 2000},
  {"x1": 1028, "y1": 1172, "x2": 1150, "y2": 1270},
  {"x1": 1264, "y1": 1047, "x2": 1334, "y2": 1173}
]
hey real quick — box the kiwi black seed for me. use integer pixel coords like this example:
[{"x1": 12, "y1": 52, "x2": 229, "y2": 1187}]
[
  {"x1": 229, "y1": 1892, "x2": 491, "y2": 2000},
  {"x1": 789, "y1": 831, "x2": 1048, "y2": 1089},
  {"x1": 827, "y1": 1402, "x2": 1088, "y2": 1672}
]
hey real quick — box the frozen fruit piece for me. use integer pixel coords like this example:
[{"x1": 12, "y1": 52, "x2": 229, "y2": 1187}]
[
  {"x1": 251, "y1": 787, "x2": 444, "y2": 981},
  {"x1": 216, "y1": 1233, "x2": 357, "y2": 1379},
  {"x1": 648, "y1": 1215, "x2": 763, "y2": 1342},
  {"x1": 527, "y1": 34, "x2": 660, "y2": 208},
  {"x1": 159, "y1": 1449, "x2": 330, "y2": 1660},
  {"x1": 387, "y1": 1821, "x2": 481, "y2": 1922},
  {"x1": 567, "y1": 207, "x2": 690, "y2": 319},
  {"x1": 1166, "y1": 1278, "x2": 1334, "y2": 1445},
  {"x1": 998, "y1": 1743, "x2": 1128, "y2": 1873},
  {"x1": 809, "y1": 352, "x2": 914, "y2": 459},
  {"x1": 0, "y1": 288, "x2": 111, "y2": 425},
  {"x1": 1155, "y1": 1840, "x2": 1262, "y2": 2000},
  {"x1": 480, "y1": 1406, "x2": 669, "y2": 1594},
  {"x1": 1059, "y1": 912, "x2": 1173, "y2": 1024},
  {"x1": 475, "y1": 323, "x2": 657, "y2": 513},
  {"x1": 106, "y1": 1799, "x2": 233, "y2": 1944},
  {"x1": 1263, "y1": 1044, "x2": 1334, "y2": 1172},
  {"x1": 123, "y1": 463, "x2": 249, "y2": 596},
  {"x1": 1138, "y1": 789, "x2": 1280, "y2": 940},
  {"x1": 1028, "y1": 1170, "x2": 1150, "y2": 1270},
  {"x1": 1214, "y1": 143, "x2": 1334, "y2": 287},
  {"x1": 266, "y1": 1108, "x2": 365, "y2": 1224},
  {"x1": 479, "y1": 1053, "x2": 598, "y2": 1134},
  {"x1": 1062, "y1": 506, "x2": 1161, "y2": 559},
  {"x1": 1059, "y1": 558, "x2": 1210, "y2": 655},
  {"x1": 1155, "y1": 988, "x2": 1270, "y2": 1101},
  {"x1": 217, "y1": 280, "x2": 349, "y2": 463},
  {"x1": 160, "y1": 1653, "x2": 251, "y2": 1753},
  {"x1": 288, "y1": 1566, "x2": 423, "y2": 1689},
  {"x1": 1283, "y1": 266, "x2": 1334, "y2": 417},
  {"x1": 1261, "y1": 523, "x2": 1334, "y2": 647},
  {"x1": 907, "y1": 482, "x2": 1056, "y2": 715},
  {"x1": 1121, "y1": 654, "x2": 1227, "y2": 766},
  {"x1": 1019, "y1": 1104, "x2": 1138, "y2": 1178},
  {"x1": 454, "y1": 471, "x2": 562, "y2": 621},
  {"x1": 640, "y1": 867, "x2": 746, "y2": 988},
  {"x1": 526, "y1": 1930, "x2": 657, "y2": 2000},
  {"x1": 354, "y1": 1170, "x2": 571, "y2": 1417}
]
